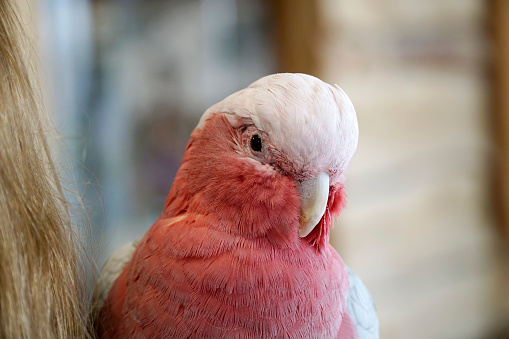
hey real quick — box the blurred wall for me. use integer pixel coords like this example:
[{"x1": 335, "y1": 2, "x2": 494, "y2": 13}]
[
  {"x1": 34, "y1": 0, "x2": 276, "y2": 266},
  {"x1": 317, "y1": 1, "x2": 506, "y2": 338}
]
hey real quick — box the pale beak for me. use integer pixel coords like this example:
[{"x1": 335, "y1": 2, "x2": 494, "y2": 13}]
[{"x1": 297, "y1": 172, "x2": 330, "y2": 237}]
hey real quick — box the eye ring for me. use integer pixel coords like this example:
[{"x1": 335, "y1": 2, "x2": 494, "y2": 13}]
[{"x1": 250, "y1": 134, "x2": 262, "y2": 152}]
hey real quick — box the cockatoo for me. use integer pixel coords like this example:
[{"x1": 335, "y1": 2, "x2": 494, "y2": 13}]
[{"x1": 93, "y1": 73, "x2": 379, "y2": 338}]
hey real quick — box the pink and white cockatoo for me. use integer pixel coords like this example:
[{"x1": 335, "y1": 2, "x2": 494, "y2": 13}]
[{"x1": 93, "y1": 73, "x2": 379, "y2": 338}]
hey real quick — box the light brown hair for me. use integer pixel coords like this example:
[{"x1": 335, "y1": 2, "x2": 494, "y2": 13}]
[{"x1": 0, "y1": 0, "x2": 91, "y2": 337}]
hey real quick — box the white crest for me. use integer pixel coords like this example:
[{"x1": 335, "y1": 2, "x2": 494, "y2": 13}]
[{"x1": 197, "y1": 73, "x2": 359, "y2": 180}]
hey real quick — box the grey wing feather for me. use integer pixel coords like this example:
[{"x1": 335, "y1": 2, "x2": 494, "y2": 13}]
[
  {"x1": 346, "y1": 266, "x2": 379, "y2": 339},
  {"x1": 88, "y1": 240, "x2": 139, "y2": 326}
]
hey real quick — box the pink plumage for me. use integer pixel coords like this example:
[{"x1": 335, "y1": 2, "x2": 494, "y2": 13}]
[{"x1": 95, "y1": 74, "x2": 377, "y2": 338}]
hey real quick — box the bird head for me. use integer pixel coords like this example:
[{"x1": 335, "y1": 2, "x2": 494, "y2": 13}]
[{"x1": 164, "y1": 73, "x2": 358, "y2": 251}]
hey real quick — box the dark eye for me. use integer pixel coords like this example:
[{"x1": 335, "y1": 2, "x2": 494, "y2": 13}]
[{"x1": 250, "y1": 134, "x2": 262, "y2": 152}]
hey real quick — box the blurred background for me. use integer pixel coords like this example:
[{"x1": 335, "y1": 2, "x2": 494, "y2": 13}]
[{"x1": 16, "y1": 0, "x2": 509, "y2": 338}]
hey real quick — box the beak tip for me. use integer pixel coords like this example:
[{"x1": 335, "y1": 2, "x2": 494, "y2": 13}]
[
  {"x1": 299, "y1": 219, "x2": 316, "y2": 238},
  {"x1": 297, "y1": 172, "x2": 330, "y2": 238}
]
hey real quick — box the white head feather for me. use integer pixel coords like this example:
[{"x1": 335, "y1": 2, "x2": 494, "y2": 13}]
[{"x1": 197, "y1": 73, "x2": 358, "y2": 183}]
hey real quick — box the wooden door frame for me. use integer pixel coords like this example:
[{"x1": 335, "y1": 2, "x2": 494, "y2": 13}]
[
  {"x1": 490, "y1": 0, "x2": 509, "y2": 240},
  {"x1": 270, "y1": 0, "x2": 320, "y2": 75}
]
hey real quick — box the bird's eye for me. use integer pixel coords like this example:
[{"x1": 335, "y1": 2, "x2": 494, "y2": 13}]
[{"x1": 250, "y1": 134, "x2": 262, "y2": 152}]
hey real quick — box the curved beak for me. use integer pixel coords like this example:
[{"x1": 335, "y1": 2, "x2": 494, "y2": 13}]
[{"x1": 297, "y1": 172, "x2": 330, "y2": 237}]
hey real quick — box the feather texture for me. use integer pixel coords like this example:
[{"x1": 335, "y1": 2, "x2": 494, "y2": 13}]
[
  {"x1": 96, "y1": 74, "x2": 376, "y2": 338},
  {"x1": 346, "y1": 267, "x2": 379, "y2": 339},
  {"x1": 91, "y1": 240, "x2": 139, "y2": 317}
]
